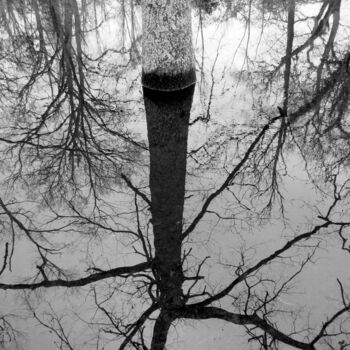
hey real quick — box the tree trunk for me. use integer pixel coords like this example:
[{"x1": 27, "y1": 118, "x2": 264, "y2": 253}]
[
  {"x1": 149, "y1": 310, "x2": 174, "y2": 350},
  {"x1": 142, "y1": 1, "x2": 196, "y2": 348},
  {"x1": 142, "y1": 0, "x2": 196, "y2": 91},
  {"x1": 143, "y1": 85, "x2": 195, "y2": 307}
]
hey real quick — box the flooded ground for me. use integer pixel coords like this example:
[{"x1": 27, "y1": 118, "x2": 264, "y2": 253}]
[{"x1": 0, "y1": 1, "x2": 350, "y2": 349}]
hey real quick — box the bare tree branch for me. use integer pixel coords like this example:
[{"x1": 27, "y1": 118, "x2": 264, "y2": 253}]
[
  {"x1": 189, "y1": 219, "x2": 333, "y2": 307},
  {"x1": 0, "y1": 261, "x2": 150, "y2": 290},
  {"x1": 177, "y1": 306, "x2": 314, "y2": 350},
  {"x1": 182, "y1": 114, "x2": 282, "y2": 239}
]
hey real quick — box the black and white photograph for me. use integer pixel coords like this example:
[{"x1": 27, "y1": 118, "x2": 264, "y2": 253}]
[{"x1": 0, "y1": 0, "x2": 349, "y2": 349}]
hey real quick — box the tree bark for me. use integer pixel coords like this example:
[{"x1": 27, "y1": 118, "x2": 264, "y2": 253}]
[
  {"x1": 142, "y1": 2, "x2": 196, "y2": 348},
  {"x1": 142, "y1": 0, "x2": 196, "y2": 308},
  {"x1": 142, "y1": 0, "x2": 196, "y2": 91},
  {"x1": 143, "y1": 85, "x2": 195, "y2": 308},
  {"x1": 150, "y1": 310, "x2": 174, "y2": 350}
]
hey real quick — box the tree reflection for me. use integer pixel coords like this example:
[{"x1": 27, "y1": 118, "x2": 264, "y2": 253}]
[{"x1": 0, "y1": 1, "x2": 349, "y2": 350}]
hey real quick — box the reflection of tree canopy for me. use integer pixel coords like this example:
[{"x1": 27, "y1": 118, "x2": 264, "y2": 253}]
[
  {"x1": 0, "y1": 1, "x2": 349, "y2": 350},
  {"x1": 258, "y1": 0, "x2": 350, "y2": 186},
  {"x1": 0, "y1": 0, "x2": 145, "y2": 201}
]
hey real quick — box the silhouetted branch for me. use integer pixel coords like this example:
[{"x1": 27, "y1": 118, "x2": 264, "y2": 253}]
[
  {"x1": 178, "y1": 306, "x2": 314, "y2": 350},
  {"x1": 182, "y1": 114, "x2": 282, "y2": 239},
  {"x1": 121, "y1": 174, "x2": 151, "y2": 207},
  {"x1": 190, "y1": 215, "x2": 337, "y2": 307},
  {"x1": 0, "y1": 261, "x2": 150, "y2": 290},
  {"x1": 119, "y1": 303, "x2": 160, "y2": 350},
  {"x1": 0, "y1": 243, "x2": 9, "y2": 277}
]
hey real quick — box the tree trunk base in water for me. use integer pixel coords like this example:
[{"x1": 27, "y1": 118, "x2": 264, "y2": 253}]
[{"x1": 142, "y1": 69, "x2": 196, "y2": 91}]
